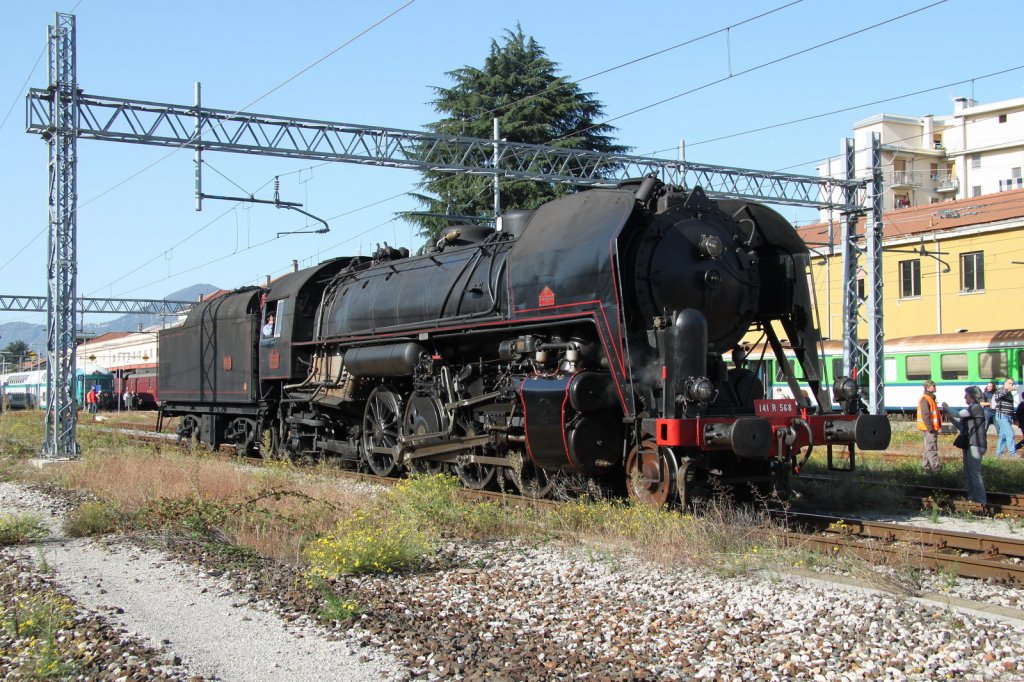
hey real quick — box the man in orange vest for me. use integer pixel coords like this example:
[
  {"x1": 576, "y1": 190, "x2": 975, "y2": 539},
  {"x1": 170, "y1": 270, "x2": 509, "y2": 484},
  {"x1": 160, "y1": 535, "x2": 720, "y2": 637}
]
[{"x1": 916, "y1": 379, "x2": 942, "y2": 473}]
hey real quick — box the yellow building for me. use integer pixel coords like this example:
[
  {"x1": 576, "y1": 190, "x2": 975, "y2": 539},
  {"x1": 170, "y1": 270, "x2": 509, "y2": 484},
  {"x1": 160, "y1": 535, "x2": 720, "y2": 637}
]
[{"x1": 798, "y1": 188, "x2": 1024, "y2": 339}]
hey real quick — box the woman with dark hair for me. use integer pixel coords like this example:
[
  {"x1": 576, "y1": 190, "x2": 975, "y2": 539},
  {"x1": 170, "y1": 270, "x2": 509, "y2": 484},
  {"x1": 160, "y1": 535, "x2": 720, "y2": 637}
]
[{"x1": 944, "y1": 386, "x2": 987, "y2": 505}]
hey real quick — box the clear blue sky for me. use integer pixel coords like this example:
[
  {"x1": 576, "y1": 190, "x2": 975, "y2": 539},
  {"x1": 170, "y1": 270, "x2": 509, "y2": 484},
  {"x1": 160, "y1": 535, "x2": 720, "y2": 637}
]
[{"x1": 1, "y1": 0, "x2": 1021, "y2": 332}]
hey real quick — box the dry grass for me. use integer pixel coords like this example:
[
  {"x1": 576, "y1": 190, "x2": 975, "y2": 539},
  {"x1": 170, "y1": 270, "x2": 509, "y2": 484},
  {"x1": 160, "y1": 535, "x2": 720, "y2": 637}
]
[{"x1": 0, "y1": 410, "x2": 957, "y2": 593}]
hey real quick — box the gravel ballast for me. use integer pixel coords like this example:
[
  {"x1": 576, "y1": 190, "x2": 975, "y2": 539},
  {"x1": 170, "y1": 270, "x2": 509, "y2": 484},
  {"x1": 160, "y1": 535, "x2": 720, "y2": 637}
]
[{"x1": 3, "y1": 479, "x2": 1024, "y2": 680}]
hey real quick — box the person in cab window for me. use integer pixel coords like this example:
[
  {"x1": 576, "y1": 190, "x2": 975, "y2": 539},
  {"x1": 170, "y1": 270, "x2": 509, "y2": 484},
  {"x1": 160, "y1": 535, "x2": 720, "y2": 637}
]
[{"x1": 262, "y1": 313, "x2": 276, "y2": 338}]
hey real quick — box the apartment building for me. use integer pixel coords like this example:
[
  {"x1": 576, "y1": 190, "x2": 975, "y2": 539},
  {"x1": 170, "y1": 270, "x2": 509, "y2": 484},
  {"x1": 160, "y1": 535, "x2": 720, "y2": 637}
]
[{"x1": 818, "y1": 96, "x2": 1024, "y2": 215}]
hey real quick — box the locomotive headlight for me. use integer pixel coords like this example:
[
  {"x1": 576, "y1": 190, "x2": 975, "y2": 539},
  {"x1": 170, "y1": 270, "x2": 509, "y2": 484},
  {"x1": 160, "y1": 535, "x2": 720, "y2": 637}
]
[
  {"x1": 686, "y1": 377, "x2": 715, "y2": 403},
  {"x1": 832, "y1": 376, "x2": 859, "y2": 402},
  {"x1": 698, "y1": 234, "x2": 724, "y2": 259}
]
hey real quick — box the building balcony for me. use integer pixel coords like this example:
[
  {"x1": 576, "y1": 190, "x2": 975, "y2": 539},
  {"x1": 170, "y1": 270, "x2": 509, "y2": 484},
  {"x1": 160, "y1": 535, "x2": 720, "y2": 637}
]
[
  {"x1": 933, "y1": 173, "x2": 959, "y2": 192},
  {"x1": 890, "y1": 170, "x2": 921, "y2": 188}
]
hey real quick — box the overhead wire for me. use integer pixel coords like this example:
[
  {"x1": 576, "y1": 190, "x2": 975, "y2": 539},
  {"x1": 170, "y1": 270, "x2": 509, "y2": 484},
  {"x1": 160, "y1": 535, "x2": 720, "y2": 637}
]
[
  {"x1": 0, "y1": 46, "x2": 45, "y2": 135},
  {"x1": 546, "y1": 1, "x2": 949, "y2": 145},
  {"x1": 84, "y1": 204, "x2": 237, "y2": 295},
  {"x1": 467, "y1": 1, "x2": 804, "y2": 124},
  {"x1": 0, "y1": 0, "x2": 84, "y2": 133},
  {"x1": 80, "y1": 1, "x2": 417, "y2": 294},
  {"x1": 75, "y1": 0, "x2": 417, "y2": 213},
  {"x1": 646, "y1": 65, "x2": 1024, "y2": 155}
]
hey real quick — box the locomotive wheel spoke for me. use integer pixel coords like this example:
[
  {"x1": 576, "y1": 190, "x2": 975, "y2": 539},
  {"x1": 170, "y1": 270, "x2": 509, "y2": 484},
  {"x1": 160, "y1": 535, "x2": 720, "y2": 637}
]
[
  {"x1": 362, "y1": 386, "x2": 402, "y2": 477},
  {"x1": 626, "y1": 439, "x2": 675, "y2": 507},
  {"x1": 453, "y1": 413, "x2": 496, "y2": 490},
  {"x1": 177, "y1": 416, "x2": 199, "y2": 446},
  {"x1": 403, "y1": 395, "x2": 448, "y2": 476}
]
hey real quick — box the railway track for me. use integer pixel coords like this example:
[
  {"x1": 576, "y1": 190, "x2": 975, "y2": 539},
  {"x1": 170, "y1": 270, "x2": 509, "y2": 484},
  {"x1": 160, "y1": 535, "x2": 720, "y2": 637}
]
[
  {"x1": 796, "y1": 474, "x2": 1024, "y2": 517},
  {"x1": 775, "y1": 511, "x2": 1024, "y2": 583}
]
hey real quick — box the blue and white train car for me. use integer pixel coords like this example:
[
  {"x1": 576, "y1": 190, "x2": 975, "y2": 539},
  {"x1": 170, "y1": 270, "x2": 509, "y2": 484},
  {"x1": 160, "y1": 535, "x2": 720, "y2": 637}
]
[{"x1": 0, "y1": 364, "x2": 115, "y2": 410}]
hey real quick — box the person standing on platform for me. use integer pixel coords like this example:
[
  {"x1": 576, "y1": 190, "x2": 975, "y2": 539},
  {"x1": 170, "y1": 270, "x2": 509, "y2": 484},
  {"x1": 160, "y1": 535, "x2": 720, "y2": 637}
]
[
  {"x1": 916, "y1": 379, "x2": 942, "y2": 473},
  {"x1": 993, "y1": 379, "x2": 1018, "y2": 457},
  {"x1": 944, "y1": 386, "x2": 987, "y2": 506},
  {"x1": 981, "y1": 381, "x2": 997, "y2": 434}
]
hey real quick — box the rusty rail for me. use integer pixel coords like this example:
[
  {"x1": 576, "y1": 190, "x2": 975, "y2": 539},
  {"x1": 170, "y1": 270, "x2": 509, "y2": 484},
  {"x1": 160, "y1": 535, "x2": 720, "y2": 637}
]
[{"x1": 775, "y1": 511, "x2": 1024, "y2": 583}]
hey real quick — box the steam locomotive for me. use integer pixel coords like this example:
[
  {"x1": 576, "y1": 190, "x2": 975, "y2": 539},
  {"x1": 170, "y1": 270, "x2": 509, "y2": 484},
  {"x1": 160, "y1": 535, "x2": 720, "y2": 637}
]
[{"x1": 159, "y1": 178, "x2": 890, "y2": 505}]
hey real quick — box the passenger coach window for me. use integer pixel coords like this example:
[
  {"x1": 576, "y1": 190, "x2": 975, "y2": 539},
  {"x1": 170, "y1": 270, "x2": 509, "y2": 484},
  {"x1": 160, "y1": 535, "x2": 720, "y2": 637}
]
[
  {"x1": 979, "y1": 351, "x2": 1007, "y2": 380},
  {"x1": 940, "y1": 353, "x2": 968, "y2": 380},
  {"x1": 775, "y1": 358, "x2": 804, "y2": 381},
  {"x1": 884, "y1": 357, "x2": 896, "y2": 382},
  {"x1": 830, "y1": 358, "x2": 844, "y2": 382},
  {"x1": 905, "y1": 355, "x2": 931, "y2": 381}
]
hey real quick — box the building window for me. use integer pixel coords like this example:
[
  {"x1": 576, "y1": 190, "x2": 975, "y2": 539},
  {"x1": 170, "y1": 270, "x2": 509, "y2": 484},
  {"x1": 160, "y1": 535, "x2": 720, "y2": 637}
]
[
  {"x1": 999, "y1": 114, "x2": 1008, "y2": 123},
  {"x1": 972, "y1": 185, "x2": 982, "y2": 197},
  {"x1": 1000, "y1": 169, "x2": 1022, "y2": 192},
  {"x1": 960, "y1": 251, "x2": 985, "y2": 292},
  {"x1": 894, "y1": 193, "x2": 910, "y2": 209},
  {"x1": 857, "y1": 278, "x2": 866, "y2": 300},
  {"x1": 971, "y1": 155, "x2": 981, "y2": 169},
  {"x1": 899, "y1": 259, "x2": 921, "y2": 298}
]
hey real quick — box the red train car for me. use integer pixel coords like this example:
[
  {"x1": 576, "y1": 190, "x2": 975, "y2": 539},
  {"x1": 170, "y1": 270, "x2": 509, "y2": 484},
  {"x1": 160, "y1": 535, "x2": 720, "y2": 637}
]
[{"x1": 123, "y1": 371, "x2": 159, "y2": 410}]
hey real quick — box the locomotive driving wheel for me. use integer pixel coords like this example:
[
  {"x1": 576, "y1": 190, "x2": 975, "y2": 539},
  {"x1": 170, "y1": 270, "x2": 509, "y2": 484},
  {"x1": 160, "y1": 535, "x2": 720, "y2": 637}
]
[
  {"x1": 626, "y1": 438, "x2": 677, "y2": 507},
  {"x1": 362, "y1": 385, "x2": 402, "y2": 477},
  {"x1": 402, "y1": 394, "x2": 449, "y2": 476},
  {"x1": 452, "y1": 413, "x2": 496, "y2": 490}
]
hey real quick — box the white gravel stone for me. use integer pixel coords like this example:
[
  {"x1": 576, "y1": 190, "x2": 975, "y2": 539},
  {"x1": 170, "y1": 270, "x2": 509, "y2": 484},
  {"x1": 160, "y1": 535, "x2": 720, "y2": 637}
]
[
  {"x1": 0, "y1": 481, "x2": 404, "y2": 682},
  {"x1": 5, "y1": 477, "x2": 1024, "y2": 680}
]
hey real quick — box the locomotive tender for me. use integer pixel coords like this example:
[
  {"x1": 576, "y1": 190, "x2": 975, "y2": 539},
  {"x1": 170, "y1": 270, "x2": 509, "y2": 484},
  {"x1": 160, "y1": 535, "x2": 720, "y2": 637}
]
[{"x1": 159, "y1": 178, "x2": 890, "y2": 504}]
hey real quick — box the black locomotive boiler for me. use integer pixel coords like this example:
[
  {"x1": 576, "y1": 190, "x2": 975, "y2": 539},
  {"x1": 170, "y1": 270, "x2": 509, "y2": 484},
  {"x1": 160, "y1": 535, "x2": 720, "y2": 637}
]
[{"x1": 159, "y1": 178, "x2": 889, "y2": 504}]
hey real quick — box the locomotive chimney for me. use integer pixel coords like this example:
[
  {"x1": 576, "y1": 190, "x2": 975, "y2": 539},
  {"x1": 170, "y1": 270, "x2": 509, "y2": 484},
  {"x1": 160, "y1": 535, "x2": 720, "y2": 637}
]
[
  {"x1": 265, "y1": 275, "x2": 271, "y2": 286},
  {"x1": 292, "y1": 259, "x2": 299, "y2": 272}
]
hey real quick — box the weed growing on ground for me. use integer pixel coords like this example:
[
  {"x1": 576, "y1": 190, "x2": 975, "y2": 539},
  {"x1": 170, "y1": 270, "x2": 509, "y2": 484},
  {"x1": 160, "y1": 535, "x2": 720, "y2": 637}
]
[
  {"x1": 0, "y1": 411, "x2": 44, "y2": 480},
  {"x1": 309, "y1": 577, "x2": 365, "y2": 623},
  {"x1": 0, "y1": 512, "x2": 48, "y2": 545},
  {"x1": 305, "y1": 510, "x2": 433, "y2": 577},
  {"x1": 923, "y1": 497, "x2": 943, "y2": 523},
  {"x1": 0, "y1": 589, "x2": 78, "y2": 679},
  {"x1": 63, "y1": 500, "x2": 123, "y2": 537}
]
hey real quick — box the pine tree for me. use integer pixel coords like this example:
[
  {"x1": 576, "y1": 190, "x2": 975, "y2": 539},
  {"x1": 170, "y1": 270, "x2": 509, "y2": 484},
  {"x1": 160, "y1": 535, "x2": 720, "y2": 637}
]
[{"x1": 407, "y1": 26, "x2": 628, "y2": 241}]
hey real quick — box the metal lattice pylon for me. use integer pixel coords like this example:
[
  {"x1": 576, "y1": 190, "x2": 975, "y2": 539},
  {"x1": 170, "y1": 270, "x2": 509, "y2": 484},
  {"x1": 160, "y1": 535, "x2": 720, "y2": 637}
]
[
  {"x1": 839, "y1": 135, "x2": 885, "y2": 414},
  {"x1": 41, "y1": 12, "x2": 80, "y2": 458}
]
